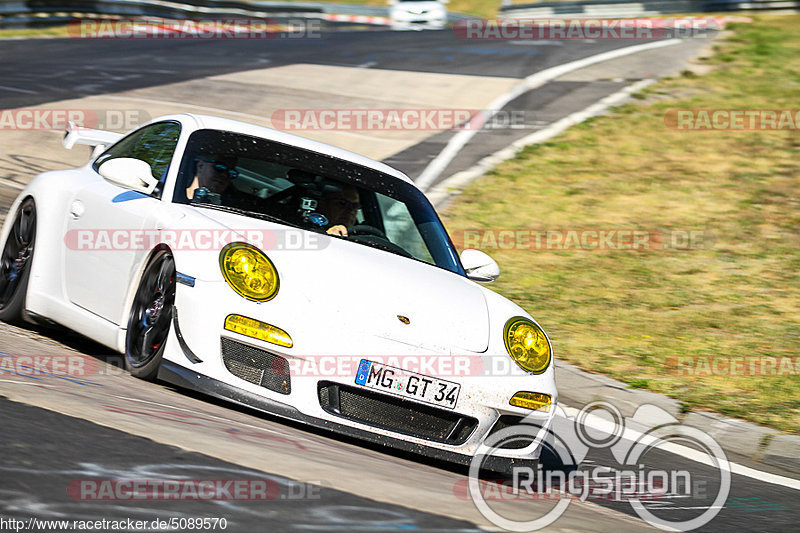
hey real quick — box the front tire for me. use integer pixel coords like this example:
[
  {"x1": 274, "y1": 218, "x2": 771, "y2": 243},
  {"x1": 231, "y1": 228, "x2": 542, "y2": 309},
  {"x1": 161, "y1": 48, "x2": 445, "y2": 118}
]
[
  {"x1": 125, "y1": 250, "x2": 176, "y2": 380},
  {"x1": 0, "y1": 197, "x2": 36, "y2": 323}
]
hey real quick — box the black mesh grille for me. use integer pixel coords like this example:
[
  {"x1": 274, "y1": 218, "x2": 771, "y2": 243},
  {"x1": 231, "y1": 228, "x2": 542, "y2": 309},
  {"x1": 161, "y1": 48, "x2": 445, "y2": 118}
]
[
  {"x1": 318, "y1": 382, "x2": 477, "y2": 445},
  {"x1": 221, "y1": 338, "x2": 290, "y2": 395},
  {"x1": 487, "y1": 415, "x2": 541, "y2": 449}
]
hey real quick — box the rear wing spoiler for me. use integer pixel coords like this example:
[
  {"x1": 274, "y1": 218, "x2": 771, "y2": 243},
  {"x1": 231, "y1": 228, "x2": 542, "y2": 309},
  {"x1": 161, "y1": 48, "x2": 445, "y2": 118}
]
[{"x1": 63, "y1": 121, "x2": 124, "y2": 151}]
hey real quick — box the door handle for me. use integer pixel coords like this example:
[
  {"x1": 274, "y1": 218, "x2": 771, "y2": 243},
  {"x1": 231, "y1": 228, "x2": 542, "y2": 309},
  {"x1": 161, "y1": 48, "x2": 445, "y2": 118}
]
[
  {"x1": 69, "y1": 200, "x2": 85, "y2": 219},
  {"x1": 154, "y1": 211, "x2": 185, "y2": 230}
]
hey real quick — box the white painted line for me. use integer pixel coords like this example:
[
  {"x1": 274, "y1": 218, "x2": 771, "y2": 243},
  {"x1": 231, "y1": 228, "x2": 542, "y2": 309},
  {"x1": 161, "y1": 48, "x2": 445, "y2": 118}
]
[
  {"x1": 420, "y1": 68, "x2": 800, "y2": 492},
  {"x1": 101, "y1": 95, "x2": 400, "y2": 143},
  {"x1": 510, "y1": 40, "x2": 564, "y2": 46},
  {"x1": 415, "y1": 38, "x2": 682, "y2": 192},
  {"x1": 426, "y1": 78, "x2": 653, "y2": 207},
  {"x1": 2, "y1": 375, "x2": 797, "y2": 491},
  {"x1": 0, "y1": 178, "x2": 26, "y2": 191},
  {"x1": 113, "y1": 394, "x2": 311, "y2": 440},
  {"x1": 102, "y1": 95, "x2": 270, "y2": 122},
  {"x1": 0, "y1": 84, "x2": 37, "y2": 95},
  {"x1": 561, "y1": 405, "x2": 800, "y2": 491},
  {"x1": 0, "y1": 379, "x2": 43, "y2": 385}
]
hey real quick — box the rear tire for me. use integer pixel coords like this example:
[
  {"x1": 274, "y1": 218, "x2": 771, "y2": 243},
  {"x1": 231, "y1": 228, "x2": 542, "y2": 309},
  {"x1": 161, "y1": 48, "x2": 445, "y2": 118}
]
[
  {"x1": 0, "y1": 198, "x2": 36, "y2": 323},
  {"x1": 125, "y1": 250, "x2": 176, "y2": 380}
]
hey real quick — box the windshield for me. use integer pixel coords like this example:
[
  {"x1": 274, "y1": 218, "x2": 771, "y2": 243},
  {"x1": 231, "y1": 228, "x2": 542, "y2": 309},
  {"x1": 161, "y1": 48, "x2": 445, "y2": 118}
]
[{"x1": 174, "y1": 129, "x2": 464, "y2": 275}]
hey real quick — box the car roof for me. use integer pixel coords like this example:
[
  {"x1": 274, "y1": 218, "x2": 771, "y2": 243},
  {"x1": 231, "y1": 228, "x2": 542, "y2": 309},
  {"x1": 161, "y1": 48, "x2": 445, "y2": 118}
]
[{"x1": 169, "y1": 113, "x2": 416, "y2": 187}]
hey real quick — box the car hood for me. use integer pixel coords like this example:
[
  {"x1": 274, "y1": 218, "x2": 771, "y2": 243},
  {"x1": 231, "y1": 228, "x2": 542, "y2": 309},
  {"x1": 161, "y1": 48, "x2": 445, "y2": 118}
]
[{"x1": 179, "y1": 207, "x2": 489, "y2": 353}]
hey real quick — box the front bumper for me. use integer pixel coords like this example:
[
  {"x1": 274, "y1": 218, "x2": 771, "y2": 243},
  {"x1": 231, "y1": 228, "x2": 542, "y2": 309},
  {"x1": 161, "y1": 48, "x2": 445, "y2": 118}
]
[
  {"x1": 164, "y1": 277, "x2": 557, "y2": 471},
  {"x1": 158, "y1": 360, "x2": 549, "y2": 473},
  {"x1": 390, "y1": 12, "x2": 447, "y2": 29}
]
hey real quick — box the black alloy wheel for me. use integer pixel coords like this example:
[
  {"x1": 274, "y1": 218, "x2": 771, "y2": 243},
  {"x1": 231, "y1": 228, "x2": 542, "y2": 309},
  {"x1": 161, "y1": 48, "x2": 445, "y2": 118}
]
[
  {"x1": 0, "y1": 197, "x2": 36, "y2": 322},
  {"x1": 125, "y1": 250, "x2": 176, "y2": 380}
]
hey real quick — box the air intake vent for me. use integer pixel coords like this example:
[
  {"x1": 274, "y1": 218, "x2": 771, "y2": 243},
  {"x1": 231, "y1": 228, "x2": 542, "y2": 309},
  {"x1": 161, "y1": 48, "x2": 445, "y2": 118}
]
[
  {"x1": 486, "y1": 415, "x2": 541, "y2": 449},
  {"x1": 221, "y1": 338, "x2": 290, "y2": 395},
  {"x1": 318, "y1": 381, "x2": 477, "y2": 445}
]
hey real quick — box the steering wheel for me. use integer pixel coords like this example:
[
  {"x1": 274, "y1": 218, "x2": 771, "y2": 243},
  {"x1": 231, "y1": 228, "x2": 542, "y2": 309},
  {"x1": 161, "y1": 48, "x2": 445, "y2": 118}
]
[
  {"x1": 348, "y1": 224, "x2": 386, "y2": 237},
  {"x1": 346, "y1": 225, "x2": 413, "y2": 258}
]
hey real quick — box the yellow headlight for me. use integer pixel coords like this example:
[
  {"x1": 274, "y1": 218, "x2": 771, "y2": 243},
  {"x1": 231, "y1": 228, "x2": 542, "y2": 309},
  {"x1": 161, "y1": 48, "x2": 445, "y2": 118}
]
[
  {"x1": 224, "y1": 314, "x2": 293, "y2": 348},
  {"x1": 503, "y1": 317, "x2": 551, "y2": 374},
  {"x1": 219, "y1": 243, "x2": 279, "y2": 302}
]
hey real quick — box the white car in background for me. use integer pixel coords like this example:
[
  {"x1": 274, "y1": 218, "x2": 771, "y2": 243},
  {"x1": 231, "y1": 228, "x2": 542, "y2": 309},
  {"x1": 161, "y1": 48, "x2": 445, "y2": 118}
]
[
  {"x1": 0, "y1": 114, "x2": 556, "y2": 471},
  {"x1": 389, "y1": 0, "x2": 448, "y2": 30}
]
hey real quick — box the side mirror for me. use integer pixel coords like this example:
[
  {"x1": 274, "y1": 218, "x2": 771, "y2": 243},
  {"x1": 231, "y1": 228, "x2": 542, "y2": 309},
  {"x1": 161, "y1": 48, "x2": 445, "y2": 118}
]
[
  {"x1": 461, "y1": 249, "x2": 499, "y2": 282},
  {"x1": 98, "y1": 158, "x2": 159, "y2": 194}
]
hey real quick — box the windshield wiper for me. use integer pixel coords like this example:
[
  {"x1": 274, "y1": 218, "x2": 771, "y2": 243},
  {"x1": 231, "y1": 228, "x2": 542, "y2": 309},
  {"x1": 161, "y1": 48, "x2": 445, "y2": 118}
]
[
  {"x1": 346, "y1": 234, "x2": 413, "y2": 259},
  {"x1": 191, "y1": 203, "x2": 303, "y2": 228}
]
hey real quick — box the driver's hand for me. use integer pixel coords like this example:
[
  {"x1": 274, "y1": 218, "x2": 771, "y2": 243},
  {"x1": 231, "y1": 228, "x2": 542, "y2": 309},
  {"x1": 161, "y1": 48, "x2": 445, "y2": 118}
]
[{"x1": 326, "y1": 225, "x2": 348, "y2": 237}]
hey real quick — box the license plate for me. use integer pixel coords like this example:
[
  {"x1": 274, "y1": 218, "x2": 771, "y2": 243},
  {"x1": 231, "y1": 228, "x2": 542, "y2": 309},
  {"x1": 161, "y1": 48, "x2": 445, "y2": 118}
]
[{"x1": 354, "y1": 359, "x2": 460, "y2": 409}]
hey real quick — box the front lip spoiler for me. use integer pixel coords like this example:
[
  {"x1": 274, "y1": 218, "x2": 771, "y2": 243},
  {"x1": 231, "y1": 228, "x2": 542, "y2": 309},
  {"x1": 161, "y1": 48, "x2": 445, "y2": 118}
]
[
  {"x1": 172, "y1": 306, "x2": 202, "y2": 364},
  {"x1": 157, "y1": 361, "x2": 537, "y2": 473}
]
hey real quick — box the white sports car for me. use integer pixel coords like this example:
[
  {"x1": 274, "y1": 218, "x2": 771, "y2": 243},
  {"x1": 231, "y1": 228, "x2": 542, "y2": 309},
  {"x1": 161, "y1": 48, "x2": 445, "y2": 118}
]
[
  {"x1": 0, "y1": 114, "x2": 556, "y2": 470},
  {"x1": 389, "y1": 0, "x2": 448, "y2": 30}
]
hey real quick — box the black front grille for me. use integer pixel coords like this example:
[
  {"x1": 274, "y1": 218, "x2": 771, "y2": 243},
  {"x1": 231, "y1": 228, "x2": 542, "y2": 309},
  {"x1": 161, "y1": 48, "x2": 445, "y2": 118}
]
[
  {"x1": 221, "y1": 338, "x2": 290, "y2": 395},
  {"x1": 318, "y1": 382, "x2": 477, "y2": 445},
  {"x1": 486, "y1": 415, "x2": 542, "y2": 449}
]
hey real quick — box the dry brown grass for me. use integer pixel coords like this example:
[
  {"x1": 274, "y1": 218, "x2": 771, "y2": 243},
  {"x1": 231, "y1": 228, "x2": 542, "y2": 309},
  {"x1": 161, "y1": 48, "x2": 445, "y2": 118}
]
[{"x1": 443, "y1": 14, "x2": 800, "y2": 432}]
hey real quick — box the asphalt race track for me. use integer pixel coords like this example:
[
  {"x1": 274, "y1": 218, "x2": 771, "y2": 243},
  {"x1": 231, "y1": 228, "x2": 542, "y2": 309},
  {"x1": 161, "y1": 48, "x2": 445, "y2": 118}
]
[{"x1": 1, "y1": 27, "x2": 798, "y2": 532}]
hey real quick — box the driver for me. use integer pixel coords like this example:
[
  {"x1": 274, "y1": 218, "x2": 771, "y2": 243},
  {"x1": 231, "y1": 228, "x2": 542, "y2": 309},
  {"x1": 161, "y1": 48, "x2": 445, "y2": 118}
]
[
  {"x1": 186, "y1": 154, "x2": 238, "y2": 200},
  {"x1": 185, "y1": 154, "x2": 254, "y2": 210},
  {"x1": 319, "y1": 184, "x2": 360, "y2": 236}
]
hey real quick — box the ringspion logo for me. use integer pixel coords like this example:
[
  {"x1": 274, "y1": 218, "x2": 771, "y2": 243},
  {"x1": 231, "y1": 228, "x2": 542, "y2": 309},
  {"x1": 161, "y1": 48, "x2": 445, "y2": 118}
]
[{"x1": 468, "y1": 401, "x2": 730, "y2": 531}]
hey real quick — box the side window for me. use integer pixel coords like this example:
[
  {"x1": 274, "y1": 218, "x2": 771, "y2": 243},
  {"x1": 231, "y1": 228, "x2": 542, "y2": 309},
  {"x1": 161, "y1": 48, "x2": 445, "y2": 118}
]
[
  {"x1": 376, "y1": 192, "x2": 434, "y2": 264},
  {"x1": 95, "y1": 121, "x2": 181, "y2": 183}
]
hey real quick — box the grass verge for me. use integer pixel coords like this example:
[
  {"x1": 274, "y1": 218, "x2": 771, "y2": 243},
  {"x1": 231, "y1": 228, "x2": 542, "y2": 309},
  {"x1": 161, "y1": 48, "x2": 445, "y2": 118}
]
[
  {"x1": 0, "y1": 25, "x2": 70, "y2": 38},
  {"x1": 442, "y1": 14, "x2": 800, "y2": 433}
]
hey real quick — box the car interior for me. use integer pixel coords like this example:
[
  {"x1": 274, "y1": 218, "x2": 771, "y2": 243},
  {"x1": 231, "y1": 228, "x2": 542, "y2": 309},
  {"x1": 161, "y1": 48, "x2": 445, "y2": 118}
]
[{"x1": 172, "y1": 129, "x2": 462, "y2": 273}]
